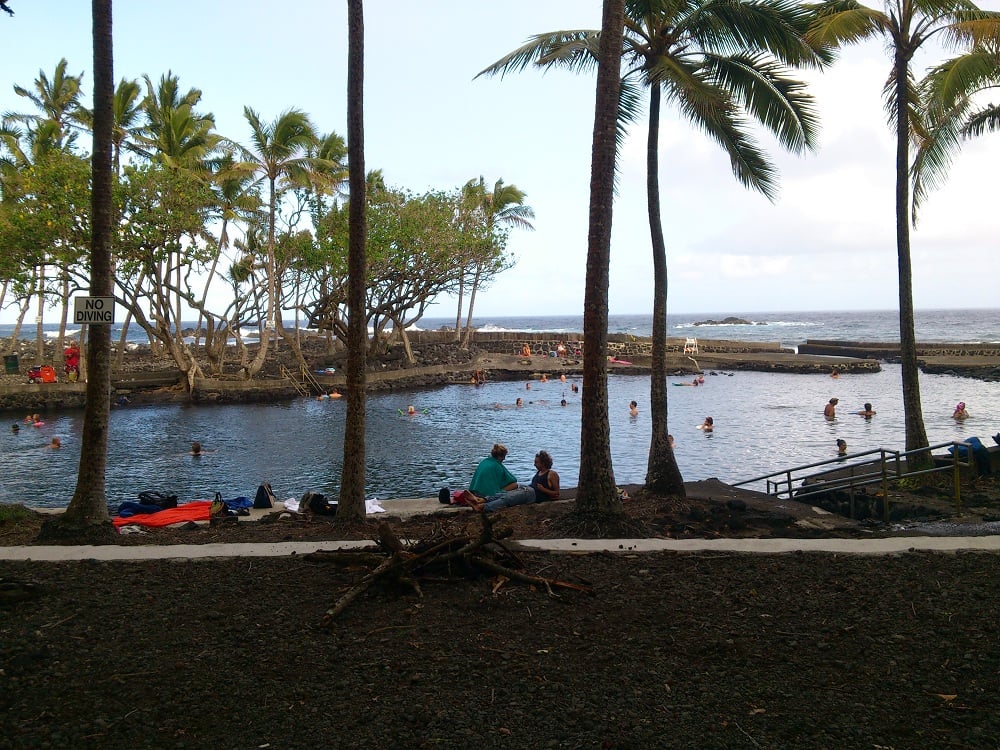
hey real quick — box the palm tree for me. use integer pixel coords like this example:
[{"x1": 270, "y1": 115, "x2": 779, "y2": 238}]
[
  {"x1": 339, "y1": 0, "x2": 368, "y2": 521},
  {"x1": 5, "y1": 58, "x2": 86, "y2": 151},
  {"x1": 458, "y1": 176, "x2": 534, "y2": 347},
  {"x1": 808, "y1": 0, "x2": 1000, "y2": 468},
  {"x1": 479, "y1": 0, "x2": 828, "y2": 496},
  {"x1": 576, "y1": 0, "x2": 626, "y2": 516},
  {"x1": 40, "y1": 0, "x2": 115, "y2": 542},
  {"x1": 238, "y1": 106, "x2": 317, "y2": 374}
]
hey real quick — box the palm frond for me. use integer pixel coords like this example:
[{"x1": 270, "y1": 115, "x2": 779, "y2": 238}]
[
  {"x1": 804, "y1": 1, "x2": 885, "y2": 49},
  {"x1": 476, "y1": 30, "x2": 602, "y2": 79},
  {"x1": 704, "y1": 52, "x2": 821, "y2": 153},
  {"x1": 668, "y1": 63, "x2": 780, "y2": 199}
]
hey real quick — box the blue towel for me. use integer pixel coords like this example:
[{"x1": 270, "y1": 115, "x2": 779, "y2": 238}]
[
  {"x1": 117, "y1": 501, "x2": 164, "y2": 518},
  {"x1": 224, "y1": 496, "x2": 253, "y2": 510}
]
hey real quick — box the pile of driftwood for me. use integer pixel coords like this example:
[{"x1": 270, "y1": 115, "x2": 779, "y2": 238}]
[{"x1": 304, "y1": 514, "x2": 593, "y2": 626}]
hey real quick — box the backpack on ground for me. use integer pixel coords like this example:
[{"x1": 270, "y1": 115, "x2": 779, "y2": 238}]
[
  {"x1": 254, "y1": 482, "x2": 277, "y2": 509},
  {"x1": 137, "y1": 491, "x2": 178, "y2": 509},
  {"x1": 301, "y1": 491, "x2": 337, "y2": 516}
]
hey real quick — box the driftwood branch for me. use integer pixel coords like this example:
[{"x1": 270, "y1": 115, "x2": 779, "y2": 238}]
[{"x1": 315, "y1": 515, "x2": 591, "y2": 625}]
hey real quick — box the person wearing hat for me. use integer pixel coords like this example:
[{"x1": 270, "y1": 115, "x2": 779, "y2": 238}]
[
  {"x1": 953, "y1": 402, "x2": 969, "y2": 420},
  {"x1": 824, "y1": 398, "x2": 839, "y2": 419}
]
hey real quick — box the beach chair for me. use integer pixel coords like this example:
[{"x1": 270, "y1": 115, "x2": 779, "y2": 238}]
[{"x1": 683, "y1": 337, "x2": 699, "y2": 354}]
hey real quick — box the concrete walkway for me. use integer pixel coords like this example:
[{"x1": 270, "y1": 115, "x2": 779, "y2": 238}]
[
  {"x1": 7, "y1": 496, "x2": 998, "y2": 561},
  {"x1": 2, "y1": 535, "x2": 999, "y2": 562}
]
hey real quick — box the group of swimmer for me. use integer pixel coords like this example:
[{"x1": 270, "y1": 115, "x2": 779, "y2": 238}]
[{"x1": 10, "y1": 414, "x2": 60, "y2": 448}]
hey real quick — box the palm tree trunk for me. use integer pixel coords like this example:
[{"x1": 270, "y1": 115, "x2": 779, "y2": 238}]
[
  {"x1": 576, "y1": 0, "x2": 624, "y2": 516},
  {"x1": 338, "y1": 0, "x2": 368, "y2": 520},
  {"x1": 453, "y1": 277, "x2": 464, "y2": 341},
  {"x1": 42, "y1": 0, "x2": 115, "y2": 541},
  {"x1": 34, "y1": 265, "x2": 45, "y2": 361},
  {"x1": 893, "y1": 53, "x2": 930, "y2": 468},
  {"x1": 644, "y1": 84, "x2": 684, "y2": 495},
  {"x1": 460, "y1": 266, "x2": 481, "y2": 349}
]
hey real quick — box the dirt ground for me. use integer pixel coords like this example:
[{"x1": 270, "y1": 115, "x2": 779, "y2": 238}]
[{"x1": 2, "y1": 479, "x2": 999, "y2": 749}]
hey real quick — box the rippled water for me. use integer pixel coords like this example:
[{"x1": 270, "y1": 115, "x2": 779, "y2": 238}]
[{"x1": 2, "y1": 364, "x2": 997, "y2": 509}]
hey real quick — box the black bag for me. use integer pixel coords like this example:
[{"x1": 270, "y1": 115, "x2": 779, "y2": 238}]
[
  {"x1": 254, "y1": 482, "x2": 277, "y2": 509},
  {"x1": 301, "y1": 491, "x2": 337, "y2": 516},
  {"x1": 137, "y1": 491, "x2": 178, "y2": 509}
]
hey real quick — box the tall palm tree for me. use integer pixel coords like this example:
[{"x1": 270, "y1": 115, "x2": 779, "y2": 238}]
[
  {"x1": 458, "y1": 176, "x2": 534, "y2": 347},
  {"x1": 40, "y1": 0, "x2": 115, "y2": 542},
  {"x1": 576, "y1": 0, "x2": 626, "y2": 516},
  {"x1": 339, "y1": 0, "x2": 368, "y2": 520},
  {"x1": 808, "y1": 0, "x2": 1000, "y2": 468},
  {"x1": 479, "y1": 0, "x2": 828, "y2": 496},
  {"x1": 238, "y1": 106, "x2": 317, "y2": 373}
]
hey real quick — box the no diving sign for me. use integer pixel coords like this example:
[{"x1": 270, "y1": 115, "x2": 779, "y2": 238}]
[{"x1": 73, "y1": 296, "x2": 116, "y2": 324}]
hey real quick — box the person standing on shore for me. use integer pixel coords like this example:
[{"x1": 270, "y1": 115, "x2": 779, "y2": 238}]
[{"x1": 824, "y1": 398, "x2": 838, "y2": 419}]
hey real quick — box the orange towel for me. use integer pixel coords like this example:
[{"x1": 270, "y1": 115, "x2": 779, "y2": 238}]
[{"x1": 113, "y1": 500, "x2": 212, "y2": 528}]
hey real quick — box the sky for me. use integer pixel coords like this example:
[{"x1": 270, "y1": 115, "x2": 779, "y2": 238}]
[{"x1": 1, "y1": 0, "x2": 998, "y2": 325}]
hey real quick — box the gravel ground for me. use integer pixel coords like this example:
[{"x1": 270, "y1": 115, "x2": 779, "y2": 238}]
[
  {"x1": 2, "y1": 482, "x2": 999, "y2": 749},
  {"x1": 1, "y1": 549, "x2": 997, "y2": 749}
]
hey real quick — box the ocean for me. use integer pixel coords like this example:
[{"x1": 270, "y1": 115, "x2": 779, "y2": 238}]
[
  {"x1": 3, "y1": 307, "x2": 999, "y2": 349},
  {"x1": 1, "y1": 308, "x2": 998, "y2": 509}
]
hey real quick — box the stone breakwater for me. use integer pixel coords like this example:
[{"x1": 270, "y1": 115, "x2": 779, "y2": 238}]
[{"x1": 6, "y1": 328, "x2": 999, "y2": 412}]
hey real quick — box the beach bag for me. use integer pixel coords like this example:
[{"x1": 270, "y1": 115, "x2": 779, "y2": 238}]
[
  {"x1": 254, "y1": 482, "x2": 277, "y2": 509},
  {"x1": 302, "y1": 491, "x2": 337, "y2": 516},
  {"x1": 137, "y1": 490, "x2": 178, "y2": 509}
]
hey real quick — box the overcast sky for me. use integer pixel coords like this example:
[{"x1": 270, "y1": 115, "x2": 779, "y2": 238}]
[{"x1": 1, "y1": 0, "x2": 997, "y2": 324}]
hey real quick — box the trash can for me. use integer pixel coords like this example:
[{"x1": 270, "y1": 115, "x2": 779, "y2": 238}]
[{"x1": 3, "y1": 354, "x2": 18, "y2": 374}]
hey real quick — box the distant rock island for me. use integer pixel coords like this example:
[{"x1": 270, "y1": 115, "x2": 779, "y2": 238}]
[{"x1": 692, "y1": 317, "x2": 761, "y2": 326}]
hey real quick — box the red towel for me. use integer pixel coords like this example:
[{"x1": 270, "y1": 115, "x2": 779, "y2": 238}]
[{"x1": 113, "y1": 501, "x2": 212, "y2": 528}]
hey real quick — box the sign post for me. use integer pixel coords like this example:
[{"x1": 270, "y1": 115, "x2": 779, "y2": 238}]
[{"x1": 73, "y1": 297, "x2": 116, "y2": 325}]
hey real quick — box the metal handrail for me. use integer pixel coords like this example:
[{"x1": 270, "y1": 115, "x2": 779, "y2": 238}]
[
  {"x1": 733, "y1": 441, "x2": 976, "y2": 520},
  {"x1": 278, "y1": 365, "x2": 310, "y2": 397}
]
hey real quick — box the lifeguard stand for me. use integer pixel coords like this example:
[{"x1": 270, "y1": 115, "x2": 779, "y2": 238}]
[{"x1": 683, "y1": 337, "x2": 699, "y2": 354}]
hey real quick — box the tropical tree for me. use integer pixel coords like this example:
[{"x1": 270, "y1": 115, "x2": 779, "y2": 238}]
[
  {"x1": 4, "y1": 59, "x2": 90, "y2": 356},
  {"x1": 40, "y1": 0, "x2": 115, "y2": 542},
  {"x1": 480, "y1": 0, "x2": 829, "y2": 496},
  {"x1": 4, "y1": 58, "x2": 86, "y2": 151},
  {"x1": 456, "y1": 176, "x2": 532, "y2": 347},
  {"x1": 339, "y1": 0, "x2": 368, "y2": 520},
  {"x1": 237, "y1": 106, "x2": 318, "y2": 375},
  {"x1": 807, "y1": 0, "x2": 1000, "y2": 468},
  {"x1": 572, "y1": 0, "x2": 626, "y2": 519}
]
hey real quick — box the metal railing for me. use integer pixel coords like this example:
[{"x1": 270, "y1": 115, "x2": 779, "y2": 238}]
[
  {"x1": 732, "y1": 441, "x2": 975, "y2": 521},
  {"x1": 278, "y1": 365, "x2": 310, "y2": 397}
]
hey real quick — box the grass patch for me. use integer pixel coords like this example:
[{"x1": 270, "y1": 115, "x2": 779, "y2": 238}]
[{"x1": 0, "y1": 503, "x2": 34, "y2": 524}]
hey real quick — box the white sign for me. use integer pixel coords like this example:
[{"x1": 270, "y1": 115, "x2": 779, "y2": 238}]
[{"x1": 73, "y1": 296, "x2": 116, "y2": 324}]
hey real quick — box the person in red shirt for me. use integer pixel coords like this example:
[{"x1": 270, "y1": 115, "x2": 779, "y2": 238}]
[{"x1": 63, "y1": 340, "x2": 80, "y2": 381}]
